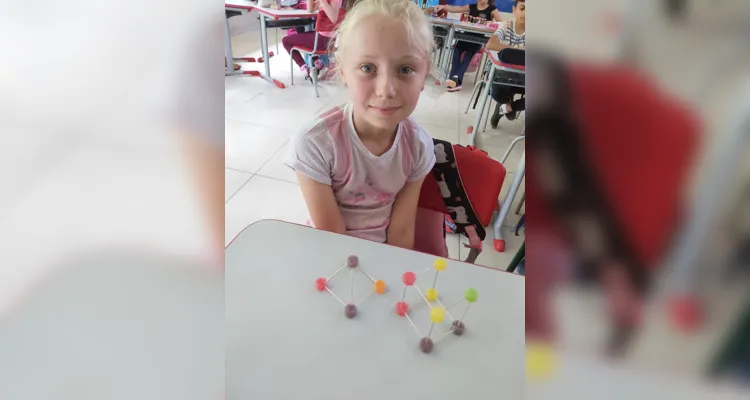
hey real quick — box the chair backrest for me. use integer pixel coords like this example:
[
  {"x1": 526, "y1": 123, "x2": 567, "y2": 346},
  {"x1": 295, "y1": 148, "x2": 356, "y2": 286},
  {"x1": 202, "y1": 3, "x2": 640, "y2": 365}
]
[
  {"x1": 418, "y1": 142, "x2": 507, "y2": 228},
  {"x1": 528, "y1": 62, "x2": 699, "y2": 269}
]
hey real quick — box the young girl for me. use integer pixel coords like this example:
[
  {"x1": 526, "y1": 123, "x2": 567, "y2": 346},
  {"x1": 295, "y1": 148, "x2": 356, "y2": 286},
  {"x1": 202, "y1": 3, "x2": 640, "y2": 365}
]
[
  {"x1": 281, "y1": 0, "x2": 354, "y2": 79},
  {"x1": 284, "y1": 0, "x2": 436, "y2": 250},
  {"x1": 430, "y1": 0, "x2": 502, "y2": 92}
]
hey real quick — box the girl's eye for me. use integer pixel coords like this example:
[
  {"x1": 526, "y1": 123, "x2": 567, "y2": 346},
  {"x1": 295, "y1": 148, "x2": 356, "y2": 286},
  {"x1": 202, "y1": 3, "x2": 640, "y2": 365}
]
[
  {"x1": 400, "y1": 66, "x2": 415, "y2": 75},
  {"x1": 360, "y1": 64, "x2": 374, "y2": 73}
]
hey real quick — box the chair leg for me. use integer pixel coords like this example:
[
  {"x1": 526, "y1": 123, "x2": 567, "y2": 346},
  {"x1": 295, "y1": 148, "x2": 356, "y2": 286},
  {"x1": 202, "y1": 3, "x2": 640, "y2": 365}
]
[
  {"x1": 483, "y1": 99, "x2": 492, "y2": 133},
  {"x1": 308, "y1": 55, "x2": 319, "y2": 98},
  {"x1": 494, "y1": 152, "x2": 525, "y2": 252},
  {"x1": 478, "y1": 93, "x2": 491, "y2": 132},
  {"x1": 473, "y1": 51, "x2": 485, "y2": 85},
  {"x1": 465, "y1": 80, "x2": 483, "y2": 114},
  {"x1": 514, "y1": 193, "x2": 525, "y2": 215},
  {"x1": 290, "y1": 50, "x2": 295, "y2": 86},
  {"x1": 275, "y1": 28, "x2": 279, "y2": 56}
]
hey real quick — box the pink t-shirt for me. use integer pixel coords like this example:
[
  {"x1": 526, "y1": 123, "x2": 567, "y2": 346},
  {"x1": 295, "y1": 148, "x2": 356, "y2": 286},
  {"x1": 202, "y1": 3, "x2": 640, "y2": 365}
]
[
  {"x1": 285, "y1": 103, "x2": 436, "y2": 243},
  {"x1": 318, "y1": 0, "x2": 343, "y2": 38}
]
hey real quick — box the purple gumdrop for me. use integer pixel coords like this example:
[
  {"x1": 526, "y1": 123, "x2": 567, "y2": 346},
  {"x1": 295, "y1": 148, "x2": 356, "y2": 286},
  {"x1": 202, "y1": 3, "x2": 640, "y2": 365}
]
[
  {"x1": 347, "y1": 255, "x2": 359, "y2": 268},
  {"x1": 451, "y1": 320, "x2": 466, "y2": 336},
  {"x1": 419, "y1": 337, "x2": 434, "y2": 354},
  {"x1": 345, "y1": 304, "x2": 357, "y2": 319}
]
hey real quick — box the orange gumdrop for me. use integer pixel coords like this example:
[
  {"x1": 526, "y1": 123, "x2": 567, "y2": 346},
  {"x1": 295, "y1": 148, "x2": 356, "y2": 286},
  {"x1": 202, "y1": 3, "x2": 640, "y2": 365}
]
[{"x1": 374, "y1": 280, "x2": 387, "y2": 294}]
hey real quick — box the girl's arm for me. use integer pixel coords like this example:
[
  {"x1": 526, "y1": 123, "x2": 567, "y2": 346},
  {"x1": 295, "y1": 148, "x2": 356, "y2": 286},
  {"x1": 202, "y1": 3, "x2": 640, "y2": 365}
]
[
  {"x1": 436, "y1": 4, "x2": 470, "y2": 13},
  {"x1": 491, "y1": 9, "x2": 503, "y2": 22},
  {"x1": 297, "y1": 173, "x2": 347, "y2": 234},
  {"x1": 318, "y1": 0, "x2": 342, "y2": 23},
  {"x1": 486, "y1": 34, "x2": 512, "y2": 51},
  {"x1": 306, "y1": 0, "x2": 317, "y2": 13},
  {"x1": 386, "y1": 179, "x2": 425, "y2": 250}
]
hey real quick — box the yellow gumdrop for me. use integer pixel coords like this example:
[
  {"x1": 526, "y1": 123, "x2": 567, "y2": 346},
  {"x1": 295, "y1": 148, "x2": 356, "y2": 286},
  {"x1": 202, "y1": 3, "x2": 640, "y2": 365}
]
[
  {"x1": 526, "y1": 342, "x2": 556, "y2": 381},
  {"x1": 425, "y1": 288, "x2": 438, "y2": 301},
  {"x1": 430, "y1": 307, "x2": 445, "y2": 323},
  {"x1": 374, "y1": 280, "x2": 386, "y2": 294},
  {"x1": 433, "y1": 258, "x2": 447, "y2": 271}
]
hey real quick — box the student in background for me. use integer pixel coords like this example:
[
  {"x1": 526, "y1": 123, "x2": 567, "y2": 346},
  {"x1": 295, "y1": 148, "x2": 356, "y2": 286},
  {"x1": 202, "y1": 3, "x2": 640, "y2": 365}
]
[
  {"x1": 281, "y1": 0, "x2": 355, "y2": 79},
  {"x1": 485, "y1": 0, "x2": 525, "y2": 128},
  {"x1": 430, "y1": 0, "x2": 502, "y2": 92}
]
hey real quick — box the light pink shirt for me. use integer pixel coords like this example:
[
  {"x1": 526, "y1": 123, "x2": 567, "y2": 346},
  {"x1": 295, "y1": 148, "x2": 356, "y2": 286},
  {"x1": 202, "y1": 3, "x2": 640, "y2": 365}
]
[{"x1": 285, "y1": 103, "x2": 436, "y2": 243}]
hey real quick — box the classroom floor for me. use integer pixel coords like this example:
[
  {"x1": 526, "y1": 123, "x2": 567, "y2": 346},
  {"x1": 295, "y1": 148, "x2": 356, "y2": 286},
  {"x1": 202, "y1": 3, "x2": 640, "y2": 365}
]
[{"x1": 224, "y1": 11, "x2": 525, "y2": 270}]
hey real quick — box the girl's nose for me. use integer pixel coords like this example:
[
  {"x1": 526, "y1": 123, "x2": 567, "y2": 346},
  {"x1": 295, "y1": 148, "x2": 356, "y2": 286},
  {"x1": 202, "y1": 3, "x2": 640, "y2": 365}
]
[{"x1": 375, "y1": 73, "x2": 397, "y2": 98}]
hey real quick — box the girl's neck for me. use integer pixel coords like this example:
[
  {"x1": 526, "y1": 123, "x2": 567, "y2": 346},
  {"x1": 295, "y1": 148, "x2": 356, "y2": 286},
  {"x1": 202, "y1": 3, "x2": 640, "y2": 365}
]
[
  {"x1": 515, "y1": 19, "x2": 525, "y2": 34},
  {"x1": 352, "y1": 112, "x2": 398, "y2": 156},
  {"x1": 477, "y1": 2, "x2": 489, "y2": 9}
]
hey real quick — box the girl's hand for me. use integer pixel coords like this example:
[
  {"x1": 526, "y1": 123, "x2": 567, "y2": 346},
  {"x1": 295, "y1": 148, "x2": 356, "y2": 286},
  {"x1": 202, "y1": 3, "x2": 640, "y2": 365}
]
[{"x1": 435, "y1": 5, "x2": 446, "y2": 11}]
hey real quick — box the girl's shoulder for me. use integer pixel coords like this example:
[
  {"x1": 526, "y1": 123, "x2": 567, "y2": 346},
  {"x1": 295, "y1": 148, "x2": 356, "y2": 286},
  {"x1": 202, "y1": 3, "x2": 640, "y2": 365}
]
[
  {"x1": 291, "y1": 104, "x2": 348, "y2": 149},
  {"x1": 400, "y1": 118, "x2": 435, "y2": 150}
]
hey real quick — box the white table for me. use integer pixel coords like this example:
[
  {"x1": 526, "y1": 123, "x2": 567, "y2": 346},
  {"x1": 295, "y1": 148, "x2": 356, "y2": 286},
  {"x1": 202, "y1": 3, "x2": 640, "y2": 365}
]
[
  {"x1": 428, "y1": 17, "x2": 495, "y2": 83},
  {"x1": 224, "y1": 1, "x2": 258, "y2": 77},
  {"x1": 226, "y1": 220, "x2": 525, "y2": 399},
  {"x1": 225, "y1": 2, "x2": 318, "y2": 87},
  {"x1": 530, "y1": 350, "x2": 749, "y2": 400}
]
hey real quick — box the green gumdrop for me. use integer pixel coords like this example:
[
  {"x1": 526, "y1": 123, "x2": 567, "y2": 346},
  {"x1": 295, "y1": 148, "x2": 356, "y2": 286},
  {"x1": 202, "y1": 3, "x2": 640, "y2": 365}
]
[{"x1": 465, "y1": 288, "x2": 478, "y2": 303}]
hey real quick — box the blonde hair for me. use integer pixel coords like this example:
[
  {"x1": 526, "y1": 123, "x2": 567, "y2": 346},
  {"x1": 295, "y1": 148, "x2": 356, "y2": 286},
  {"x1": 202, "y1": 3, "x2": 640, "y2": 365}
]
[{"x1": 331, "y1": 0, "x2": 434, "y2": 66}]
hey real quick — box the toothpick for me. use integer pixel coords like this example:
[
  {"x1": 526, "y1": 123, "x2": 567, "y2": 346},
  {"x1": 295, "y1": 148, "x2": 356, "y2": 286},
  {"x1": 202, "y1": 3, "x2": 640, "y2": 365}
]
[
  {"x1": 325, "y1": 287, "x2": 346, "y2": 306},
  {"x1": 358, "y1": 268, "x2": 376, "y2": 283},
  {"x1": 434, "y1": 329, "x2": 455, "y2": 344},
  {"x1": 326, "y1": 265, "x2": 346, "y2": 281},
  {"x1": 404, "y1": 314, "x2": 422, "y2": 338},
  {"x1": 357, "y1": 289, "x2": 375, "y2": 306},
  {"x1": 458, "y1": 302, "x2": 472, "y2": 323},
  {"x1": 349, "y1": 267, "x2": 354, "y2": 304},
  {"x1": 400, "y1": 285, "x2": 408, "y2": 302},
  {"x1": 430, "y1": 269, "x2": 440, "y2": 290},
  {"x1": 427, "y1": 322, "x2": 434, "y2": 338},
  {"x1": 444, "y1": 299, "x2": 463, "y2": 310},
  {"x1": 414, "y1": 285, "x2": 432, "y2": 308},
  {"x1": 434, "y1": 298, "x2": 455, "y2": 322},
  {"x1": 416, "y1": 267, "x2": 432, "y2": 275}
]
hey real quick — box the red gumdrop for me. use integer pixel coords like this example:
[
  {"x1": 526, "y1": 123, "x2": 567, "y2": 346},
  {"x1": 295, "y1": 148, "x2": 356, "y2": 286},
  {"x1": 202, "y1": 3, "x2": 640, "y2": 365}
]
[
  {"x1": 402, "y1": 272, "x2": 416, "y2": 286},
  {"x1": 315, "y1": 278, "x2": 327, "y2": 292},
  {"x1": 396, "y1": 301, "x2": 409, "y2": 316}
]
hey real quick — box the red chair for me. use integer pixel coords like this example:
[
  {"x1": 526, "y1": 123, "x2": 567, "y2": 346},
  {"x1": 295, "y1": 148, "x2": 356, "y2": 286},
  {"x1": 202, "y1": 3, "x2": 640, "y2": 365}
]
[
  {"x1": 289, "y1": 8, "x2": 345, "y2": 97},
  {"x1": 415, "y1": 143, "x2": 507, "y2": 263}
]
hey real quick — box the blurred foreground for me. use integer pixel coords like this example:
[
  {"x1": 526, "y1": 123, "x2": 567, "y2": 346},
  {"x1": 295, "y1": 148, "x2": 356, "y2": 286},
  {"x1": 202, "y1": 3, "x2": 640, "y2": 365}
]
[
  {"x1": 0, "y1": 0, "x2": 225, "y2": 398},
  {"x1": 526, "y1": 0, "x2": 750, "y2": 397}
]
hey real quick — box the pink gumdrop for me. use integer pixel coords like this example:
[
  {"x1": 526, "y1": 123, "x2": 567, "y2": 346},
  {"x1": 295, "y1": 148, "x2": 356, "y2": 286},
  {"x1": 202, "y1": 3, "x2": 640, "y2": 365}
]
[
  {"x1": 396, "y1": 302, "x2": 409, "y2": 316},
  {"x1": 402, "y1": 272, "x2": 416, "y2": 286},
  {"x1": 315, "y1": 278, "x2": 327, "y2": 292}
]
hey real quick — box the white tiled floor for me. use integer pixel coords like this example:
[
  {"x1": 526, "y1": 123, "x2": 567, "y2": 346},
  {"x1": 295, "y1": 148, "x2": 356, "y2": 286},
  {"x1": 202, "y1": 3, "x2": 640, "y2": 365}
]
[{"x1": 224, "y1": 11, "x2": 525, "y2": 270}]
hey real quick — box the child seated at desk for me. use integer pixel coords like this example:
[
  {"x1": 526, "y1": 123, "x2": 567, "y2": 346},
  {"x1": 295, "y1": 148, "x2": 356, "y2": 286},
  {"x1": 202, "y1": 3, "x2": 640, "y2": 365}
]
[
  {"x1": 281, "y1": 0, "x2": 356, "y2": 79},
  {"x1": 285, "y1": 0, "x2": 437, "y2": 250},
  {"x1": 432, "y1": 0, "x2": 502, "y2": 92},
  {"x1": 485, "y1": 0, "x2": 525, "y2": 128}
]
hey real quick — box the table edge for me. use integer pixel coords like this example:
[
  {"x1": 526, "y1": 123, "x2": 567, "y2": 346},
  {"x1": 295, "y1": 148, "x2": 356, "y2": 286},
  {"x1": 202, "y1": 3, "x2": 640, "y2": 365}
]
[
  {"x1": 484, "y1": 48, "x2": 526, "y2": 71},
  {"x1": 226, "y1": 219, "x2": 524, "y2": 278},
  {"x1": 253, "y1": 5, "x2": 318, "y2": 20}
]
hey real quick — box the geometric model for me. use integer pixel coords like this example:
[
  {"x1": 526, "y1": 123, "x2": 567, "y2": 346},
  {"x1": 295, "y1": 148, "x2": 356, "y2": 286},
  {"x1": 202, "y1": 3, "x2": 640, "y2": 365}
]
[
  {"x1": 395, "y1": 258, "x2": 478, "y2": 353},
  {"x1": 315, "y1": 255, "x2": 387, "y2": 319}
]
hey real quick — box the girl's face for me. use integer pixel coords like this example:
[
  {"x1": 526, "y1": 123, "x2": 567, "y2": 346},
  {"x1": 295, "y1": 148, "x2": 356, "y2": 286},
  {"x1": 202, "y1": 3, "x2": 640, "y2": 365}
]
[{"x1": 339, "y1": 15, "x2": 429, "y2": 134}]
